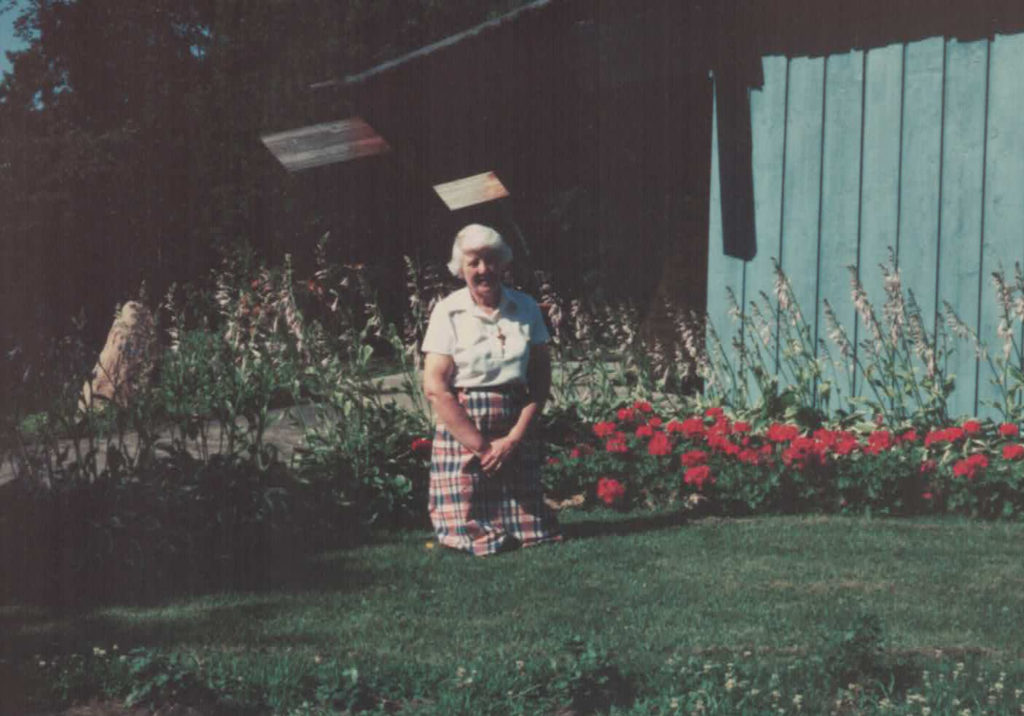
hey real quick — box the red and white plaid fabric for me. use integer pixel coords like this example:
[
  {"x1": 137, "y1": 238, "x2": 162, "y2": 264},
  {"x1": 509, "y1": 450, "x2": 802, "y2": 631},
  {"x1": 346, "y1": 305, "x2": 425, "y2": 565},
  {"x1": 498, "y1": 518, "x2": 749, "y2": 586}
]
[{"x1": 429, "y1": 388, "x2": 562, "y2": 556}]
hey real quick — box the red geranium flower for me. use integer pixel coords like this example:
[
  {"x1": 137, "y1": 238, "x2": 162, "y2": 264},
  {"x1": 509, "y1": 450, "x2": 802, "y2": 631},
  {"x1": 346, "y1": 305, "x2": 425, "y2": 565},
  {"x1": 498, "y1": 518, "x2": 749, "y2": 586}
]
[
  {"x1": 924, "y1": 426, "x2": 966, "y2": 447},
  {"x1": 962, "y1": 419, "x2": 982, "y2": 435},
  {"x1": 732, "y1": 421, "x2": 751, "y2": 433},
  {"x1": 766, "y1": 423, "x2": 800, "y2": 443},
  {"x1": 737, "y1": 448, "x2": 761, "y2": 465},
  {"x1": 617, "y1": 407, "x2": 636, "y2": 422},
  {"x1": 1002, "y1": 443, "x2": 1024, "y2": 461},
  {"x1": 683, "y1": 465, "x2": 714, "y2": 490},
  {"x1": 781, "y1": 436, "x2": 827, "y2": 470},
  {"x1": 678, "y1": 417, "x2": 707, "y2": 439},
  {"x1": 707, "y1": 431, "x2": 740, "y2": 456},
  {"x1": 648, "y1": 417, "x2": 663, "y2": 429},
  {"x1": 952, "y1": 453, "x2": 988, "y2": 479},
  {"x1": 411, "y1": 437, "x2": 433, "y2": 456},
  {"x1": 593, "y1": 421, "x2": 618, "y2": 438},
  {"x1": 635, "y1": 424, "x2": 655, "y2": 439},
  {"x1": 606, "y1": 433, "x2": 629, "y2": 454},
  {"x1": 705, "y1": 406, "x2": 725, "y2": 419},
  {"x1": 862, "y1": 430, "x2": 893, "y2": 455},
  {"x1": 647, "y1": 431, "x2": 673, "y2": 456},
  {"x1": 633, "y1": 400, "x2": 653, "y2": 413},
  {"x1": 898, "y1": 429, "x2": 919, "y2": 444},
  {"x1": 680, "y1": 449, "x2": 708, "y2": 467},
  {"x1": 596, "y1": 477, "x2": 626, "y2": 506},
  {"x1": 999, "y1": 423, "x2": 1020, "y2": 438}
]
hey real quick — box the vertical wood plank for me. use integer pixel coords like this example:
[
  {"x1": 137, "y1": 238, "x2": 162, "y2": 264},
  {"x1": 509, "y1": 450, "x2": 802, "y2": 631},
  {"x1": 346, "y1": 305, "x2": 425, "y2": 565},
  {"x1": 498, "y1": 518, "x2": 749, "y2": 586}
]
[
  {"x1": 859, "y1": 44, "x2": 904, "y2": 326},
  {"x1": 818, "y1": 50, "x2": 864, "y2": 408},
  {"x1": 706, "y1": 76, "x2": 747, "y2": 394},
  {"x1": 939, "y1": 38, "x2": 989, "y2": 418},
  {"x1": 745, "y1": 56, "x2": 789, "y2": 392},
  {"x1": 779, "y1": 57, "x2": 825, "y2": 369},
  {"x1": 898, "y1": 38, "x2": 945, "y2": 345},
  {"x1": 977, "y1": 33, "x2": 1024, "y2": 418}
]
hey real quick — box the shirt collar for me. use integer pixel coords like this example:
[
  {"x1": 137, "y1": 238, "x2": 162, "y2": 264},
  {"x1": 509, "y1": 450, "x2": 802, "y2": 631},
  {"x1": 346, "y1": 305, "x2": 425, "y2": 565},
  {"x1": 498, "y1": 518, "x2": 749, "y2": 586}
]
[{"x1": 455, "y1": 285, "x2": 518, "y2": 318}]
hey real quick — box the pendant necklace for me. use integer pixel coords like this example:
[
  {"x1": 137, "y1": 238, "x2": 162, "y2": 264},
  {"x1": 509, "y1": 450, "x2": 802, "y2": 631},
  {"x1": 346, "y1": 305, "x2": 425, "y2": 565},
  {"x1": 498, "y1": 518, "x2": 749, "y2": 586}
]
[{"x1": 495, "y1": 323, "x2": 506, "y2": 356}]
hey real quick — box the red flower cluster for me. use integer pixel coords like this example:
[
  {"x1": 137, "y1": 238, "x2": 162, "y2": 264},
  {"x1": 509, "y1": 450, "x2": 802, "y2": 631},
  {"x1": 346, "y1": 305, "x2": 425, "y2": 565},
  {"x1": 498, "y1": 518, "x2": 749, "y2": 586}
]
[
  {"x1": 999, "y1": 422, "x2": 1020, "y2": 438},
  {"x1": 862, "y1": 430, "x2": 894, "y2": 455},
  {"x1": 617, "y1": 407, "x2": 636, "y2": 422},
  {"x1": 634, "y1": 400, "x2": 654, "y2": 414},
  {"x1": 669, "y1": 417, "x2": 706, "y2": 439},
  {"x1": 680, "y1": 449, "x2": 708, "y2": 467},
  {"x1": 1003, "y1": 444, "x2": 1024, "y2": 461},
  {"x1": 411, "y1": 438, "x2": 433, "y2": 456},
  {"x1": 952, "y1": 453, "x2": 988, "y2": 479},
  {"x1": 924, "y1": 426, "x2": 966, "y2": 446},
  {"x1": 963, "y1": 419, "x2": 982, "y2": 435},
  {"x1": 737, "y1": 445, "x2": 773, "y2": 465},
  {"x1": 596, "y1": 477, "x2": 626, "y2": 505},
  {"x1": 766, "y1": 423, "x2": 800, "y2": 443},
  {"x1": 683, "y1": 465, "x2": 714, "y2": 490},
  {"x1": 606, "y1": 433, "x2": 629, "y2": 453},
  {"x1": 647, "y1": 431, "x2": 673, "y2": 456},
  {"x1": 593, "y1": 421, "x2": 618, "y2": 438},
  {"x1": 635, "y1": 424, "x2": 655, "y2": 439},
  {"x1": 813, "y1": 428, "x2": 859, "y2": 456},
  {"x1": 781, "y1": 436, "x2": 828, "y2": 470}
]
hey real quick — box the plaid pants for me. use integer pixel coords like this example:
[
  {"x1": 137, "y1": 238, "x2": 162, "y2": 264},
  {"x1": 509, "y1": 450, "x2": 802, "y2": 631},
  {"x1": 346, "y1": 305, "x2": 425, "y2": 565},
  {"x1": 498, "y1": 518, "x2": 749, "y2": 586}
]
[{"x1": 429, "y1": 388, "x2": 562, "y2": 556}]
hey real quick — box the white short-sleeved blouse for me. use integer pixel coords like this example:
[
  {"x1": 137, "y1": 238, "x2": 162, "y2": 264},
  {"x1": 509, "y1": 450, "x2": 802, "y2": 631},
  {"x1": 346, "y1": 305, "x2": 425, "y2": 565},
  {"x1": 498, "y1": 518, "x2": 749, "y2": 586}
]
[{"x1": 421, "y1": 285, "x2": 550, "y2": 388}]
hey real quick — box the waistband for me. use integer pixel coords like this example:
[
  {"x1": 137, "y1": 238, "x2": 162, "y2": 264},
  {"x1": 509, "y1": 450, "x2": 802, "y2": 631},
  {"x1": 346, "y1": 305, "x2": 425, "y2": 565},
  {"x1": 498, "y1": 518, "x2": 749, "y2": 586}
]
[{"x1": 456, "y1": 383, "x2": 527, "y2": 395}]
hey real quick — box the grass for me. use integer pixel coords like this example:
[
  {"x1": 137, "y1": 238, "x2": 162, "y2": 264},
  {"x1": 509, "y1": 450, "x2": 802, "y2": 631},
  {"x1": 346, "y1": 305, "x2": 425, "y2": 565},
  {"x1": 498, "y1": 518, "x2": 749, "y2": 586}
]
[{"x1": 3, "y1": 511, "x2": 1024, "y2": 713}]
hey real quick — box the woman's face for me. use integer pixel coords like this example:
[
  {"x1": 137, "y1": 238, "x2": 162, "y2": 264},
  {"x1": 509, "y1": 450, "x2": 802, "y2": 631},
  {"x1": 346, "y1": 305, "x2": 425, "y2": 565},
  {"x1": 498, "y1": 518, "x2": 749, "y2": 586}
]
[{"x1": 461, "y1": 248, "x2": 503, "y2": 305}]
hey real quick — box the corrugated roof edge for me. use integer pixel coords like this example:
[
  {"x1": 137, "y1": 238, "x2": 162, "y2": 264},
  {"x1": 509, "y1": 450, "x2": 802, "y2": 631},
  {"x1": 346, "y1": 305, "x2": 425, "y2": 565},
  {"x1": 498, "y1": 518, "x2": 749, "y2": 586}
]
[{"x1": 309, "y1": 0, "x2": 557, "y2": 91}]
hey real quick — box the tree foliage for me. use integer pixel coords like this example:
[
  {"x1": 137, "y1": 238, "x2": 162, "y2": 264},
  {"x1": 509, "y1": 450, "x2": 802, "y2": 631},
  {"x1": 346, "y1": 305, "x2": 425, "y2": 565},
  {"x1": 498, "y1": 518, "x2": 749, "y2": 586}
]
[{"x1": 0, "y1": 0, "x2": 535, "y2": 348}]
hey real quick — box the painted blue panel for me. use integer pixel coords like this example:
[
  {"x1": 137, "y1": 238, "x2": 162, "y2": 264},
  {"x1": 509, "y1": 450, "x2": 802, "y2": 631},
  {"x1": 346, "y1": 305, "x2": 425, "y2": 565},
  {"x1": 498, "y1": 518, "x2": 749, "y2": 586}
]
[
  {"x1": 706, "y1": 77, "x2": 747, "y2": 399},
  {"x1": 818, "y1": 51, "x2": 864, "y2": 409},
  {"x1": 859, "y1": 44, "x2": 903, "y2": 336},
  {"x1": 977, "y1": 33, "x2": 1024, "y2": 418},
  {"x1": 778, "y1": 56, "x2": 825, "y2": 391},
  {"x1": 707, "y1": 31, "x2": 1024, "y2": 418},
  {"x1": 898, "y1": 38, "x2": 944, "y2": 337},
  {"x1": 939, "y1": 39, "x2": 989, "y2": 418},
  {"x1": 745, "y1": 56, "x2": 789, "y2": 390}
]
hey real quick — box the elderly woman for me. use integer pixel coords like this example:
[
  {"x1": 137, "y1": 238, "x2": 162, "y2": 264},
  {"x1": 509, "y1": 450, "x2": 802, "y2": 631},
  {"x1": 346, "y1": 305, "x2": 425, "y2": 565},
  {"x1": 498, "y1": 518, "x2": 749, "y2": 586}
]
[{"x1": 421, "y1": 224, "x2": 562, "y2": 555}]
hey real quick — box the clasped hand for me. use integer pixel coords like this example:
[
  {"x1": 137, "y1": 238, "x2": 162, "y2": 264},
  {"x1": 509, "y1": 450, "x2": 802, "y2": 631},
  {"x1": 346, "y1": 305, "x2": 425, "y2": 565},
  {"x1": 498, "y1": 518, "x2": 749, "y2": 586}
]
[{"x1": 478, "y1": 435, "x2": 519, "y2": 474}]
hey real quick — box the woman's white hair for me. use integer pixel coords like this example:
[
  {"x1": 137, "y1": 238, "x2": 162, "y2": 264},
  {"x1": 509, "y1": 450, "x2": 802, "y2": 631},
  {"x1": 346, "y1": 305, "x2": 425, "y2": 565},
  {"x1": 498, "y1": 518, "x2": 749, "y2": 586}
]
[{"x1": 447, "y1": 224, "x2": 513, "y2": 277}]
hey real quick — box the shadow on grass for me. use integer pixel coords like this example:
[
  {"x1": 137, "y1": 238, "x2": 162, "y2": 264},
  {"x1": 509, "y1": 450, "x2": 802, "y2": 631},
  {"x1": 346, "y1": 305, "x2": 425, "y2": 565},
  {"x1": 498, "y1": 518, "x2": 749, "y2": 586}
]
[{"x1": 561, "y1": 508, "x2": 692, "y2": 540}]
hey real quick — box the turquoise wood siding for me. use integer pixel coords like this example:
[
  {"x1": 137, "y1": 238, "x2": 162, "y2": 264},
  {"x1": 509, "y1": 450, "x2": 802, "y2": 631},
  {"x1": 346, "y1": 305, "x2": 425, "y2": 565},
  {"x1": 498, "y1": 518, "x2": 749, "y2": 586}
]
[{"x1": 707, "y1": 33, "x2": 1024, "y2": 419}]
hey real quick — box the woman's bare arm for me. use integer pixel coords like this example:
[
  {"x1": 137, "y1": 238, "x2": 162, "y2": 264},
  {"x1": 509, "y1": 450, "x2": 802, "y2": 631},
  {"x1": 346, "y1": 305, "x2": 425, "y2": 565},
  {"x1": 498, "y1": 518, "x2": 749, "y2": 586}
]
[{"x1": 423, "y1": 352, "x2": 489, "y2": 454}]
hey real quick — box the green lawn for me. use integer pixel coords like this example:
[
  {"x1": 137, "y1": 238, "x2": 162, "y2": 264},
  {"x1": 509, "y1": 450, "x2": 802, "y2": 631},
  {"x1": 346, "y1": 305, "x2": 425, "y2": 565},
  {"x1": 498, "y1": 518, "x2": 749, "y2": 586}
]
[{"x1": 4, "y1": 512, "x2": 1024, "y2": 713}]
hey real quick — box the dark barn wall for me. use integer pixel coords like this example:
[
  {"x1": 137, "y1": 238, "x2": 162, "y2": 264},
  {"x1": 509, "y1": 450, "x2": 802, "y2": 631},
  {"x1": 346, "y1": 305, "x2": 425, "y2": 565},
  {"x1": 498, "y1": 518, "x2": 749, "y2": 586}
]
[{"x1": 319, "y1": 0, "x2": 718, "y2": 342}]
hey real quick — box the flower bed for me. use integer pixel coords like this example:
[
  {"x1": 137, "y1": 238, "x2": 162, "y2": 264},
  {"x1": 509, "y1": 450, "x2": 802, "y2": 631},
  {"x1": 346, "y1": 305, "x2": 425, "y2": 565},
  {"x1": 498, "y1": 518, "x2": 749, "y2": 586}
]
[{"x1": 542, "y1": 400, "x2": 1024, "y2": 518}]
